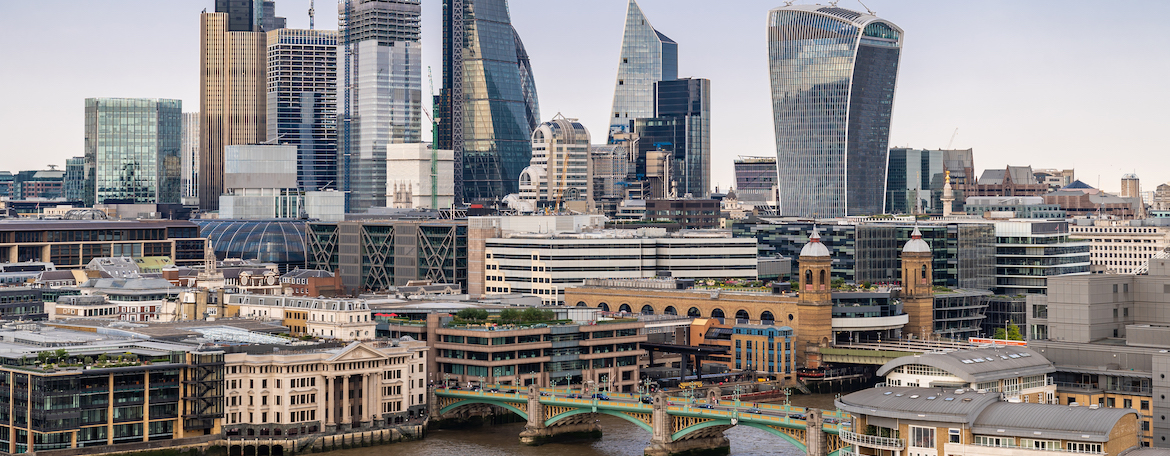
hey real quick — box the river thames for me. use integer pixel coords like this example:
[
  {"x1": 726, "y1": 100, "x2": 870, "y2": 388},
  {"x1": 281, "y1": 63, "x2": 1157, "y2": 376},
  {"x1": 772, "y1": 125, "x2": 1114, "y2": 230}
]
[{"x1": 323, "y1": 393, "x2": 840, "y2": 456}]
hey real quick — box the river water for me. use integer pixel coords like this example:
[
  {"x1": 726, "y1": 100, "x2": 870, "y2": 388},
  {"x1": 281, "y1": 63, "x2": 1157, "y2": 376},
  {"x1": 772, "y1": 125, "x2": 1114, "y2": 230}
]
[{"x1": 323, "y1": 393, "x2": 842, "y2": 456}]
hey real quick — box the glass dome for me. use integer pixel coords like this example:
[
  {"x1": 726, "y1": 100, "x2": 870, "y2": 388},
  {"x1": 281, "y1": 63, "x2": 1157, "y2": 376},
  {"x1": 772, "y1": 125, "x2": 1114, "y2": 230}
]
[{"x1": 194, "y1": 219, "x2": 307, "y2": 272}]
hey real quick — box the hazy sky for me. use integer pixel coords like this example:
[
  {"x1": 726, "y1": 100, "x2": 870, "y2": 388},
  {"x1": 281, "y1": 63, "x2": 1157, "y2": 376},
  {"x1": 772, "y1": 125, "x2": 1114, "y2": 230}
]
[{"x1": 2, "y1": 0, "x2": 1168, "y2": 194}]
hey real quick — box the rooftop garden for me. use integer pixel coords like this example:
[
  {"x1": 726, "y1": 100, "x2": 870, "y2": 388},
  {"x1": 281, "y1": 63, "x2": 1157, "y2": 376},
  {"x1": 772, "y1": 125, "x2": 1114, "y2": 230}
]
[
  {"x1": 15, "y1": 349, "x2": 173, "y2": 372},
  {"x1": 447, "y1": 308, "x2": 570, "y2": 328}
]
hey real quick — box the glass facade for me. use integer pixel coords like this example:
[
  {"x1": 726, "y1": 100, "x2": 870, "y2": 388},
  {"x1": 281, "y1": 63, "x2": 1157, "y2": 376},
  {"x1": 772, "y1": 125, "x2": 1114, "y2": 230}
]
[
  {"x1": 180, "y1": 113, "x2": 199, "y2": 199},
  {"x1": 84, "y1": 98, "x2": 182, "y2": 205},
  {"x1": 194, "y1": 219, "x2": 307, "y2": 272},
  {"x1": 608, "y1": 0, "x2": 677, "y2": 142},
  {"x1": 439, "y1": 0, "x2": 541, "y2": 203},
  {"x1": 733, "y1": 157, "x2": 777, "y2": 202},
  {"x1": 267, "y1": 29, "x2": 338, "y2": 192},
  {"x1": 632, "y1": 78, "x2": 710, "y2": 198},
  {"x1": 64, "y1": 157, "x2": 86, "y2": 203},
  {"x1": 886, "y1": 148, "x2": 944, "y2": 214},
  {"x1": 767, "y1": 6, "x2": 902, "y2": 217},
  {"x1": 340, "y1": 0, "x2": 422, "y2": 213},
  {"x1": 993, "y1": 221, "x2": 1090, "y2": 295}
]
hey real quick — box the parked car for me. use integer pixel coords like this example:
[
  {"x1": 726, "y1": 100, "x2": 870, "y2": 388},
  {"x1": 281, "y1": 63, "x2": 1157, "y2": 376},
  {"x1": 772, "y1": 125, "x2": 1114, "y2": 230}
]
[
  {"x1": 699, "y1": 403, "x2": 715, "y2": 409},
  {"x1": 746, "y1": 408, "x2": 761, "y2": 414},
  {"x1": 640, "y1": 396, "x2": 653, "y2": 404},
  {"x1": 788, "y1": 413, "x2": 806, "y2": 420},
  {"x1": 591, "y1": 393, "x2": 610, "y2": 400}
]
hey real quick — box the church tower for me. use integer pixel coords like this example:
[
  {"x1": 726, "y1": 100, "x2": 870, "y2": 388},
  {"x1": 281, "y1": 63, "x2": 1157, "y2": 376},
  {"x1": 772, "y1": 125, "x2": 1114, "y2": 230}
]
[
  {"x1": 797, "y1": 228, "x2": 833, "y2": 368},
  {"x1": 900, "y1": 227, "x2": 934, "y2": 339}
]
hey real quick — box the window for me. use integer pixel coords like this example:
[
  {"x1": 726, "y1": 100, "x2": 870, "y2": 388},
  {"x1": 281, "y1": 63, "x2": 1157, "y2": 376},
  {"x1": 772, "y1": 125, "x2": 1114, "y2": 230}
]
[
  {"x1": 910, "y1": 426, "x2": 935, "y2": 448},
  {"x1": 948, "y1": 428, "x2": 960, "y2": 443},
  {"x1": 1067, "y1": 442, "x2": 1102, "y2": 453}
]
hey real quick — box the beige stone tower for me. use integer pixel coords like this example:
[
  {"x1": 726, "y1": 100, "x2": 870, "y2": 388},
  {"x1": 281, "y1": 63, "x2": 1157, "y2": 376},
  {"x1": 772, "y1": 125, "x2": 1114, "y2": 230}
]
[
  {"x1": 900, "y1": 227, "x2": 935, "y2": 339},
  {"x1": 797, "y1": 228, "x2": 834, "y2": 368}
]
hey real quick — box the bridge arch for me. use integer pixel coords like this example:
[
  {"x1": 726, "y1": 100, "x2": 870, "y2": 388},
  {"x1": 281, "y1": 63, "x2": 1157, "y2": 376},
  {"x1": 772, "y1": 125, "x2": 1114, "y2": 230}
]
[
  {"x1": 672, "y1": 418, "x2": 807, "y2": 451},
  {"x1": 544, "y1": 408, "x2": 654, "y2": 434},
  {"x1": 439, "y1": 398, "x2": 529, "y2": 421}
]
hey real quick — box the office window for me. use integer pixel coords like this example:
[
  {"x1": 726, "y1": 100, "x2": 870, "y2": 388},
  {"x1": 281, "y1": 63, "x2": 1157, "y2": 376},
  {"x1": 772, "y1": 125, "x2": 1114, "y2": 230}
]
[{"x1": 910, "y1": 426, "x2": 935, "y2": 448}]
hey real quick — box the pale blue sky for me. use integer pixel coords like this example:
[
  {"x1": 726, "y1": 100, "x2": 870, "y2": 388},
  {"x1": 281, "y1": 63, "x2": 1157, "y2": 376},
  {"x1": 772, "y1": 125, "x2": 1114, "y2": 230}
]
[{"x1": 1, "y1": 0, "x2": 1168, "y2": 193}]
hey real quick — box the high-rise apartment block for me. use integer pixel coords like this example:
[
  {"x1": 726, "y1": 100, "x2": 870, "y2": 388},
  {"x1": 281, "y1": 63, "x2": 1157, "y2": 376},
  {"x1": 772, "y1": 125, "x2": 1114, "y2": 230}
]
[
  {"x1": 608, "y1": 0, "x2": 676, "y2": 142},
  {"x1": 181, "y1": 112, "x2": 199, "y2": 199},
  {"x1": 199, "y1": 10, "x2": 269, "y2": 211},
  {"x1": 438, "y1": 0, "x2": 540, "y2": 203},
  {"x1": 339, "y1": 0, "x2": 423, "y2": 212},
  {"x1": 768, "y1": 5, "x2": 903, "y2": 217},
  {"x1": 84, "y1": 98, "x2": 182, "y2": 205},
  {"x1": 266, "y1": 28, "x2": 339, "y2": 192}
]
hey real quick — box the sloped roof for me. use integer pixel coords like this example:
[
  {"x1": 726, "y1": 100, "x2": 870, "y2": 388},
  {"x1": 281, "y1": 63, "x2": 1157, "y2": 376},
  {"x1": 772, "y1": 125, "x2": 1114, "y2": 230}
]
[
  {"x1": 1063, "y1": 180, "x2": 1094, "y2": 189},
  {"x1": 973, "y1": 402, "x2": 1136, "y2": 442},
  {"x1": 876, "y1": 346, "x2": 1054, "y2": 383},
  {"x1": 836, "y1": 386, "x2": 999, "y2": 424}
]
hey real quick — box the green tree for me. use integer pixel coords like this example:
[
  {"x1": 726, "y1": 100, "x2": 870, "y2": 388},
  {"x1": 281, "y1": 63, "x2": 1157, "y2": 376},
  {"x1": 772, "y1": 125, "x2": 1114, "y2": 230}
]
[
  {"x1": 499, "y1": 309, "x2": 522, "y2": 324},
  {"x1": 37, "y1": 351, "x2": 50, "y2": 364},
  {"x1": 993, "y1": 328, "x2": 1007, "y2": 340},
  {"x1": 1006, "y1": 324, "x2": 1024, "y2": 341},
  {"x1": 456, "y1": 308, "x2": 489, "y2": 321},
  {"x1": 54, "y1": 348, "x2": 68, "y2": 362},
  {"x1": 831, "y1": 277, "x2": 846, "y2": 289},
  {"x1": 97, "y1": 353, "x2": 109, "y2": 364},
  {"x1": 861, "y1": 281, "x2": 873, "y2": 289}
]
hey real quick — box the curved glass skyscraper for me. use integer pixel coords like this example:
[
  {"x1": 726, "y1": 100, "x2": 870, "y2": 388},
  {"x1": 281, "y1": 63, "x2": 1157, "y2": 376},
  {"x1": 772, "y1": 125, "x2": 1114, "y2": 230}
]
[
  {"x1": 768, "y1": 5, "x2": 902, "y2": 217},
  {"x1": 439, "y1": 0, "x2": 541, "y2": 203}
]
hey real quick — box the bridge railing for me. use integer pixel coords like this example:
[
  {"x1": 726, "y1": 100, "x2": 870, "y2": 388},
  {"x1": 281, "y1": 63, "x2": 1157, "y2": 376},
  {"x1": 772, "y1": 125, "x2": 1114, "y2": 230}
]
[{"x1": 839, "y1": 429, "x2": 904, "y2": 450}]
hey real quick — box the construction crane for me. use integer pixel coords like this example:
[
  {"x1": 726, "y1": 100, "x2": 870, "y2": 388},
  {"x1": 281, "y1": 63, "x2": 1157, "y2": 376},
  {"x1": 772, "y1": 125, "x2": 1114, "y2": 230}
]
[
  {"x1": 947, "y1": 128, "x2": 959, "y2": 149},
  {"x1": 425, "y1": 67, "x2": 439, "y2": 210}
]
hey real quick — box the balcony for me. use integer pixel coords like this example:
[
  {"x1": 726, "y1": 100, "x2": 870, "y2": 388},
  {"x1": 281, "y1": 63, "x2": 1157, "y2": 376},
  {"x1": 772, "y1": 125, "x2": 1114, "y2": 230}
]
[{"x1": 839, "y1": 429, "x2": 904, "y2": 451}]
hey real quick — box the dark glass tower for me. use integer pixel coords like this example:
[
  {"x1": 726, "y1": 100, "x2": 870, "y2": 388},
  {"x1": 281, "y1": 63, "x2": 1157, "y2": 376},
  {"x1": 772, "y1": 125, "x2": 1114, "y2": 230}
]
[
  {"x1": 768, "y1": 5, "x2": 903, "y2": 217},
  {"x1": 438, "y1": 0, "x2": 540, "y2": 203},
  {"x1": 215, "y1": 0, "x2": 284, "y2": 32},
  {"x1": 632, "y1": 78, "x2": 710, "y2": 198}
]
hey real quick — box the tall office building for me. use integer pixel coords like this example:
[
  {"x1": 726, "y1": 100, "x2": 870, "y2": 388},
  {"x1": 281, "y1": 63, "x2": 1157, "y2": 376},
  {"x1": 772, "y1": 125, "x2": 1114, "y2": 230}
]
[
  {"x1": 84, "y1": 98, "x2": 182, "y2": 205},
  {"x1": 266, "y1": 28, "x2": 339, "y2": 192},
  {"x1": 886, "y1": 148, "x2": 944, "y2": 214},
  {"x1": 199, "y1": 7, "x2": 271, "y2": 211},
  {"x1": 517, "y1": 115, "x2": 593, "y2": 212},
  {"x1": 608, "y1": 0, "x2": 677, "y2": 142},
  {"x1": 438, "y1": 0, "x2": 541, "y2": 203},
  {"x1": 768, "y1": 5, "x2": 903, "y2": 217},
  {"x1": 632, "y1": 78, "x2": 710, "y2": 198},
  {"x1": 64, "y1": 157, "x2": 86, "y2": 202},
  {"x1": 181, "y1": 112, "x2": 199, "y2": 199},
  {"x1": 215, "y1": 0, "x2": 285, "y2": 32},
  {"x1": 338, "y1": 0, "x2": 423, "y2": 212},
  {"x1": 733, "y1": 156, "x2": 777, "y2": 203}
]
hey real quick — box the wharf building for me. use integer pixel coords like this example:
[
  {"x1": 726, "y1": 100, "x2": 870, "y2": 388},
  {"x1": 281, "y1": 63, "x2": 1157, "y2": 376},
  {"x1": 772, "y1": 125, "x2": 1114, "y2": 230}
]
[
  {"x1": 876, "y1": 346, "x2": 1057, "y2": 403},
  {"x1": 437, "y1": 0, "x2": 541, "y2": 202},
  {"x1": 222, "y1": 340, "x2": 428, "y2": 435},
  {"x1": 768, "y1": 5, "x2": 903, "y2": 217},
  {"x1": 0, "y1": 334, "x2": 225, "y2": 452},
  {"x1": 482, "y1": 228, "x2": 757, "y2": 305},
  {"x1": 84, "y1": 98, "x2": 183, "y2": 205},
  {"x1": 0, "y1": 219, "x2": 206, "y2": 268},
  {"x1": 339, "y1": 0, "x2": 423, "y2": 213},
  {"x1": 1026, "y1": 258, "x2": 1170, "y2": 446},
  {"x1": 836, "y1": 386, "x2": 1140, "y2": 456},
  {"x1": 568, "y1": 228, "x2": 938, "y2": 368}
]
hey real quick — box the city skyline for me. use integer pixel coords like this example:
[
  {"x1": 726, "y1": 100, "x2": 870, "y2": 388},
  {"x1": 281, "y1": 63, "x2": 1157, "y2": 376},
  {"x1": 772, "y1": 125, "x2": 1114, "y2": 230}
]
[{"x1": 2, "y1": 0, "x2": 1169, "y2": 195}]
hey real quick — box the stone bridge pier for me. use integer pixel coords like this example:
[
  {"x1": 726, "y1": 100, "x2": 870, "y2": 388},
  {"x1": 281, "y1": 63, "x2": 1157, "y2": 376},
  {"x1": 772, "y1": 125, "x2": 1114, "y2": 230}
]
[{"x1": 519, "y1": 385, "x2": 602, "y2": 445}]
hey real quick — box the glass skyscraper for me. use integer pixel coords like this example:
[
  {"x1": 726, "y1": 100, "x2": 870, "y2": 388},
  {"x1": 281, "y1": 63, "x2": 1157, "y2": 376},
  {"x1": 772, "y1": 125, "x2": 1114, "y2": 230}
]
[
  {"x1": 886, "y1": 148, "x2": 944, "y2": 214},
  {"x1": 608, "y1": 0, "x2": 676, "y2": 143},
  {"x1": 438, "y1": 0, "x2": 541, "y2": 203},
  {"x1": 266, "y1": 28, "x2": 338, "y2": 192},
  {"x1": 339, "y1": 0, "x2": 422, "y2": 212},
  {"x1": 734, "y1": 156, "x2": 777, "y2": 203},
  {"x1": 767, "y1": 5, "x2": 903, "y2": 217},
  {"x1": 84, "y1": 98, "x2": 182, "y2": 205}
]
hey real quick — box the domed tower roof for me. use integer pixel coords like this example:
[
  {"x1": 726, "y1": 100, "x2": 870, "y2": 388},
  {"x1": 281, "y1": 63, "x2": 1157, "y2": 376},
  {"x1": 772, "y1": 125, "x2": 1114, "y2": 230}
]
[
  {"x1": 800, "y1": 227, "x2": 831, "y2": 257},
  {"x1": 902, "y1": 227, "x2": 932, "y2": 254}
]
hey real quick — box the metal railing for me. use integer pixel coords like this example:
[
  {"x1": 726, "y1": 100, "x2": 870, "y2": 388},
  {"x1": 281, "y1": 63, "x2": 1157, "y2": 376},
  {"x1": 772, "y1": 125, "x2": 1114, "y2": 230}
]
[
  {"x1": 839, "y1": 429, "x2": 905, "y2": 450},
  {"x1": 970, "y1": 442, "x2": 1104, "y2": 455}
]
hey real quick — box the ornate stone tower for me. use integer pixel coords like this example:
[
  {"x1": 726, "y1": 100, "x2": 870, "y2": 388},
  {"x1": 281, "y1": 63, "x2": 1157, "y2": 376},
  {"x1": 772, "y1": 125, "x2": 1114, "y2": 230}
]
[
  {"x1": 941, "y1": 170, "x2": 955, "y2": 217},
  {"x1": 900, "y1": 227, "x2": 934, "y2": 339},
  {"x1": 797, "y1": 228, "x2": 834, "y2": 368}
]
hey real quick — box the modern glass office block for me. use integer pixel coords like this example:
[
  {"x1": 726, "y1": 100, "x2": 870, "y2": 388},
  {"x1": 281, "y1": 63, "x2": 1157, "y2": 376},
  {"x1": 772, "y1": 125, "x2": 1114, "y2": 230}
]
[
  {"x1": 608, "y1": 0, "x2": 676, "y2": 143},
  {"x1": 84, "y1": 98, "x2": 182, "y2": 205},
  {"x1": 768, "y1": 5, "x2": 902, "y2": 217}
]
